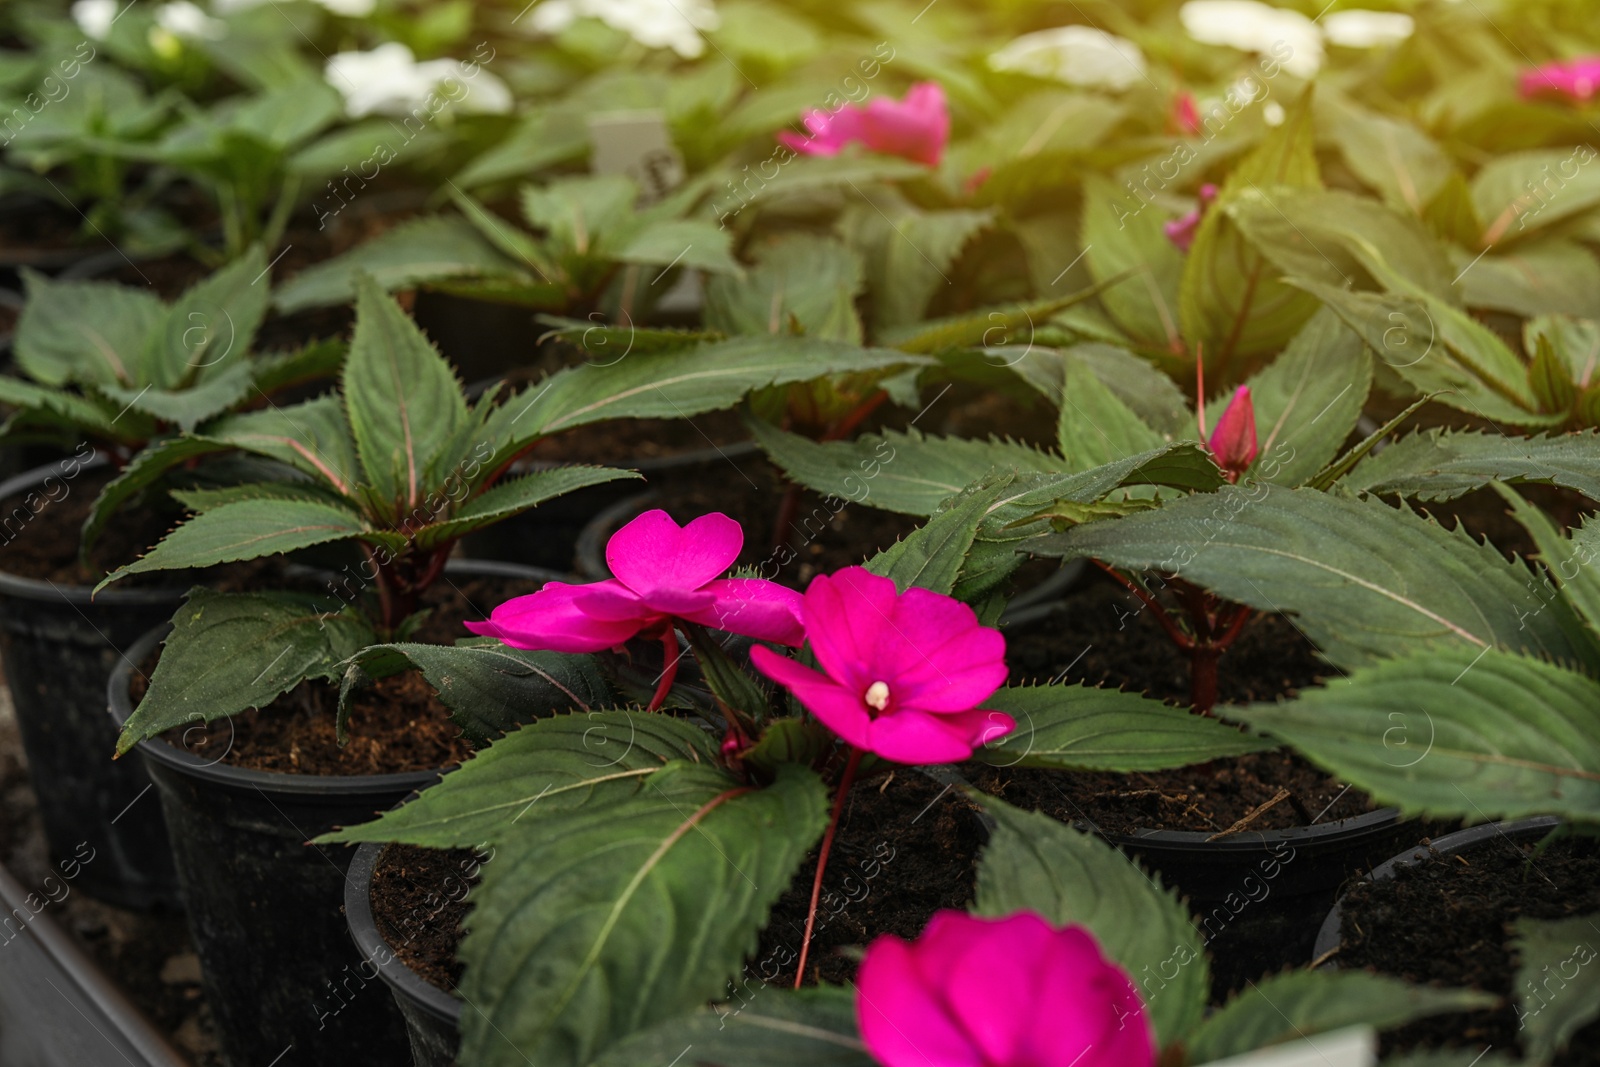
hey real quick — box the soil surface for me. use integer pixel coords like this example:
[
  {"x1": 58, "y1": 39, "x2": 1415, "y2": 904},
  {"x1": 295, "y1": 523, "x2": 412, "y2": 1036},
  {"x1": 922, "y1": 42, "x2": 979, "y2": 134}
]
[
  {"x1": 0, "y1": 463, "x2": 187, "y2": 586},
  {"x1": 759, "y1": 769, "x2": 984, "y2": 988},
  {"x1": 133, "y1": 574, "x2": 546, "y2": 775},
  {"x1": 370, "y1": 843, "x2": 482, "y2": 992},
  {"x1": 1338, "y1": 831, "x2": 1600, "y2": 1064}
]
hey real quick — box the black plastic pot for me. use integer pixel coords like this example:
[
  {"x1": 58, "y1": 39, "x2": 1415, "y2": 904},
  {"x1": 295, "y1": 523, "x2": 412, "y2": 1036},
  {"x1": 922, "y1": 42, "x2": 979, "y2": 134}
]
[
  {"x1": 1311, "y1": 816, "x2": 1563, "y2": 966},
  {"x1": 0, "y1": 457, "x2": 183, "y2": 910},
  {"x1": 345, "y1": 843, "x2": 462, "y2": 1067},
  {"x1": 460, "y1": 442, "x2": 759, "y2": 572},
  {"x1": 106, "y1": 559, "x2": 560, "y2": 1067}
]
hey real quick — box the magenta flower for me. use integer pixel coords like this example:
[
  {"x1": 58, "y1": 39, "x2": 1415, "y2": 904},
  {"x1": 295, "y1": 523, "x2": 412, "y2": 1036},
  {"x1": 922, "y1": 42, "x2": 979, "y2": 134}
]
[
  {"x1": 1520, "y1": 58, "x2": 1600, "y2": 103},
  {"x1": 749, "y1": 567, "x2": 1012, "y2": 764},
  {"x1": 778, "y1": 82, "x2": 950, "y2": 167},
  {"x1": 1171, "y1": 90, "x2": 1202, "y2": 136},
  {"x1": 1204, "y1": 384, "x2": 1259, "y2": 479},
  {"x1": 856, "y1": 910, "x2": 1157, "y2": 1067},
  {"x1": 1164, "y1": 182, "x2": 1219, "y2": 252},
  {"x1": 467, "y1": 511, "x2": 803, "y2": 707}
]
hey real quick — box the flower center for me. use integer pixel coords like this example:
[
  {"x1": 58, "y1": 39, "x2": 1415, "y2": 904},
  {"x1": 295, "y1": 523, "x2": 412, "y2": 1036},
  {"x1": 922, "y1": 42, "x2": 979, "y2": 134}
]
[{"x1": 863, "y1": 680, "x2": 891, "y2": 712}]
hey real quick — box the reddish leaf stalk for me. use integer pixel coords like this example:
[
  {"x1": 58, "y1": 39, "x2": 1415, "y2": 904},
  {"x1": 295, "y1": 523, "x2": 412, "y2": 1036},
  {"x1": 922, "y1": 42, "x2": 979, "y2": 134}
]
[
  {"x1": 771, "y1": 391, "x2": 888, "y2": 554},
  {"x1": 647, "y1": 625, "x2": 680, "y2": 712},
  {"x1": 794, "y1": 746, "x2": 864, "y2": 989}
]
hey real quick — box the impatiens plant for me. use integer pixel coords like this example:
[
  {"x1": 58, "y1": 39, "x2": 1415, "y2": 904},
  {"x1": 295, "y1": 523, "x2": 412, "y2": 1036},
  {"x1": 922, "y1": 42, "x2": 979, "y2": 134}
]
[
  {"x1": 779, "y1": 81, "x2": 950, "y2": 168},
  {"x1": 319, "y1": 490, "x2": 1273, "y2": 1067}
]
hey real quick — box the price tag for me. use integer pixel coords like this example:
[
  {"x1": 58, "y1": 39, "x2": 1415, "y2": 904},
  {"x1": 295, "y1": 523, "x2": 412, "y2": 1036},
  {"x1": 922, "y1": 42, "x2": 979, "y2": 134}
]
[
  {"x1": 1198, "y1": 1026, "x2": 1374, "y2": 1067},
  {"x1": 587, "y1": 109, "x2": 685, "y2": 204}
]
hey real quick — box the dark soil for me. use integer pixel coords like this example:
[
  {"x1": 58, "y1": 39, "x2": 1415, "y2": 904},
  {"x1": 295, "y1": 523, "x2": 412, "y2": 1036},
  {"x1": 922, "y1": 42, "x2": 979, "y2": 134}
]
[
  {"x1": 1338, "y1": 831, "x2": 1600, "y2": 1064},
  {"x1": 759, "y1": 769, "x2": 984, "y2": 988},
  {"x1": 965, "y1": 750, "x2": 1369, "y2": 836},
  {"x1": 133, "y1": 574, "x2": 546, "y2": 775},
  {"x1": 369, "y1": 843, "x2": 483, "y2": 992},
  {"x1": 1418, "y1": 482, "x2": 1593, "y2": 563}
]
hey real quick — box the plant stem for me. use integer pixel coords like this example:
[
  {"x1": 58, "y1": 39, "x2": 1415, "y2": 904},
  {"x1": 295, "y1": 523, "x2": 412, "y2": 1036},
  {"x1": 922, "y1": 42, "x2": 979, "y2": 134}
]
[
  {"x1": 793, "y1": 746, "x2": 863, "y2": 990},
  {"x1": 824, "y1": 390, "x2": 888, "y2": 442},
  {"x1": 647, "y1": 625, "x2": 680, "y2": 712}
]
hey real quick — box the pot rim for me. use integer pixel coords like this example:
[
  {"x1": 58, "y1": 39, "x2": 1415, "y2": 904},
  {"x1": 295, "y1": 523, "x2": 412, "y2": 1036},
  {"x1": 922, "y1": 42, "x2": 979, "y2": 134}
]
[
  {"x1": 1095, "y1": 803, "x2": 1407, "y2": 852},
  {"x1": 346, "y1": 841, "x2": 465, "y2": 1026},
  {"x1": 0, "y1": 455, "x2": 197, "y2": 608},
  {"x1": 1310, "y1": 815, "x2": 1564, "y2": 965},
  {"x1": 105, "y1": 558, "x2": 568, "y2": 795}
]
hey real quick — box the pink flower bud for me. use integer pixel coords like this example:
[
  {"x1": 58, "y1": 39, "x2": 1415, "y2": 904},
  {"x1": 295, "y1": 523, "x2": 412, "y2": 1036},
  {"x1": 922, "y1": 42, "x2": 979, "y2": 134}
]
[
  {"x1": 1171, "y1": 90, "x2": 1202, "y2": 136},
  {"x1": 857, "y1": 910, "x2": 1157, "y2": 1067},
  {"x1": 1520, "y1": 57, "x2": 1600, "y2": 103},
  {"x1": 1164, "y1": 183, "x2": 1219, "y2": 252},
  {"x1": 1207, "y1": 385, "x2": 1259, "y2": 477}
]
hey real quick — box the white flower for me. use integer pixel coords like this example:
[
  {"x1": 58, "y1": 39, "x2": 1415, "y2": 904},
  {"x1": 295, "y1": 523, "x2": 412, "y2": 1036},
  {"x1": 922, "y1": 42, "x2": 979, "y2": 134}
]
[
  {"x1": 1263, "y1": 100, "x2": 1286, "y2": 125},
  {"x1": 1322, "y1": 10, "x2": 1414, "y2": 48},
  {"x1": 988, "y1": 26, "x2": 1149, "y2": 91},
  {"x1": 211, "y1": 0, "x2": 375, "y2": 14},
  {"x1": 325, "y1": 43, "x2": 512, "y2": 118},
  {"x1": 528, "y1": 0, "x2": 719, "y2": 59},
  {"x1": 1180, "y1": 0, "x2": 1324, "y2": 79},
  {"x1": 156, "y1": 0, "x2": 227, "y2": 39},
  {"x1": 71, "y1": 0, "x2": 118, "y2": 41}
]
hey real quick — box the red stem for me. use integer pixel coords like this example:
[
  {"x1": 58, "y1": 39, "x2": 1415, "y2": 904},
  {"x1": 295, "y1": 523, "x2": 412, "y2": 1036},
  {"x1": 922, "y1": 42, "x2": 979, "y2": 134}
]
[
  {"x1": 823, "y1": 390, "x2": 888, "y2": 442},
  {"x1": 1093, "y1": 561, "x2": 1194, "y2": 650},
  {"x1": 646, "y1": 626, "x2": 680, "y2": 712},
  {"x1": 794, "y1": 747, "x2": 863, "y2": 990}
]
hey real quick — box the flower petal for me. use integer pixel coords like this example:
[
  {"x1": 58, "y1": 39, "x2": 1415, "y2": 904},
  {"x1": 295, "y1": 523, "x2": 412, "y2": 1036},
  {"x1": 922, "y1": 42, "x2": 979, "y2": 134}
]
[
  {"x1": 684, "y1": 579, "x2": 805, "y2": 646},
  {"x1": 605, "y1": 509, "x2": 742, "y2": 595},
  {"x1": 1025, "y1": 926, "x2": 1156, "y2": 1067},
  {"x1": 937, "y1": 913, "x2": 1056, "y2": 1065},
  {"x1": 749, "y1": 646, "x2": 873, "y2": 749},
  {"x1": 803, "y1": 567, "x2": 899, "y2": 691},
  {"x1": 465, "y1": 582, "x2": 644, "y2": 653},
  {"x1": 878, "y1": 589, "x2": 1007, "y2": 712},
  {"x1": 856, "y1": 936, "x2": 985, "y2": 1067},
  {"x1": 865, "y1": 708, "x2": 998, "y2": 764}
]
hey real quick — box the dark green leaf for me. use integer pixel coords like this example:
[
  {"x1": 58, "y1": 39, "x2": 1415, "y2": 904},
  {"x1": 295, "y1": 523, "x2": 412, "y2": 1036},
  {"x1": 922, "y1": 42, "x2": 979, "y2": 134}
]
[
  {"x1": 1242, "y1": 309, "x2": 1372, "y2": 486},
  {"x1": 15, "y1": 270, "x2": 164, "y2": 388},
  {"x1": 1081, "y1": 173, "x2": 1184, "y2": 349},
  {"x1": 704, "y1": 235, "x2": 863, "y2": 344},
  {"x1": 272, "y1": 216, "x2": 515, "y2": 313},
  {"x1": 1513, "y1": 914, "x2": 1600, "y2": 1062},
  {"x1": 593, "y1": 987, "x2": 872, "y2": 1067},
  {"x1": 204, "y1": 394, "x2": 362, "y2": 494},
  {"x1": 1057, "y1": 357, "x2": 1164, "y2": 473},
  {"x1": 867, "y1": 478, "x2": 1007, "y2": 596},
  {"x1": 416, "y1": 466, "x2": 640, "y2": 547},
  {"x1": 1344, "y1": 430, "x2": 1600, "y2": 503}
]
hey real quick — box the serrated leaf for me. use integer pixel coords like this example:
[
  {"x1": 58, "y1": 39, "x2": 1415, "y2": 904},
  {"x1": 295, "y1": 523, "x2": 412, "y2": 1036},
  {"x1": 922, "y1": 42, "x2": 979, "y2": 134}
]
[
  {"x1": 523, "y1": 174, "x2": 636, "y2": 257},
  {"x1": 1344, "y1": 429, "x2": 1600, "y2": 502},
  {"x1": 143, "y1": 245, "x2": 271, "y2": 390},
  {"x1": 1057, "y1": 357, "x2": 1165, "y2": 473},
  {"x1": 971, "y1": 796, "x2": 1207, "y2": 1046},
  {"x1": 1081, "y1": 173, "x2": 1185, "y2": 350},
  {"x1": 1036, "y1": 485, "x2": 1585, "y2": 671},
  {"x1": 250, "y1": 338, "x2": 346, "y2": 396},
  {"x1": 345, "y1": 277, "x2": 471, "y2": 519},
  {"x1": 1233, "y1": 647, "x2": 1600, "y2": 824},
  {"x1": 116, "y1": 590, "x2": 375, "y2": 754},
  {"x1": 593, "y1": 986, "x2": 871, "y2": 1067},
  {"x1": 337, "y1": 643, "x2": 613, "y2": 747},
  {"x1": 613, "y1": 219, "x2": 742, "y2": 276},
  {"x1": 15, "y1": 270, "x2": 165, "y2": 388},
  {"x1": 459, "y1": 762, "x2": 829, "y2": 1067},
  {"x1": 0, "y1": 376, "x2": 133, "y2": 443},
  {"x1": 1322, "y1": 96, "x2": 1453, "y2": 214},
  {"x1": 973, "y1": 684, "x2": 1272, "y2": 771},
  {"x1": 838, "y1": 193, "x2": 992, "y2": 334},
  {"x1": 1499, "y1": 486, "x2": 1600, "y2": 636},
  {"x1": 81, "y1": 436, "x2": 233, "y2": 552},
  {"x1": 1474, "y1": 147, "x2": 1600, "y2": 244},
  {"x1": 1513, "y1": 914, "x2": 1600, "y2": 1062},
  {"x1": 101, "y1": 360, "x2": 256, "y2": 432},
  {"x1": 202, "y1": 394, "x2": 362, "y2": 494},
  {"x1": 98, "y1": 497, "x2": 370, "y2": 589},
  {"x1": 867, "y1": 478, "x2": 1006, "y2": 596},
  {"x1": 705, "y1": 234, "x2": 863, "y2": 343},
  {"x1": 319, "y1": 711, "x2": 717, "y2": 846},
  {"x1": 272, "y1": 216, "x2": 515, "y2": 314},
  {"x1": 1526, "y1": 315, "x2": 1600, "y2": 389},
  {"x1": 1243, "y1": 309, "x2": 1373, "y2": 486},
  {"x1": 1186, "y1": 971, "x2": 1494, "y2": 1063},
  {"x1": 1456, "y1": 240, "x2": 1600, "y2": 322},
  {"x1": 415, "y1": 466, "x2": 639, "y2": 547},
  {"x1": 1033, "y1": 343, "x2": 1191, "y2": 437}
]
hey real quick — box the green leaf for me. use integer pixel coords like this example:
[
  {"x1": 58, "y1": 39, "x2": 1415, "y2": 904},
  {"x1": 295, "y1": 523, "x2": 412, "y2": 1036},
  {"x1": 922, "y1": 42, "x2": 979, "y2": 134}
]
[
  {"x1": 1513, "y1": 914, "x2": 1600, "y2": 1062},
  {"x1": 459, "y1": 762, "x2": 830, "y2": 1067},
  {"x1": 204, "y1": 394, "x2": 362, "y2": 494},
  {"x1": 101, "y1": 360, "x2": 256, "y2": 433},
  {"x1": 1499, "y1": 485, "x2": 1600, "y2": 635},
  {"x1": 144, "y1": 245, "x2": 271, "y2": 390},
  {"x1": 81, "y1": 436, "x2": 233, "y2": 552},
  {"x1": 0, "y1": 377, "x2": 132, "y2": 443},
  {"x1": 319, "y1": 712, "x2": 718, "y2": 846},
  {"x1": 973, "y1": 684, "x2": 1272, "y2": 771},
  {"x1": 116, "y1": 590, "x2": 375, "y2": 754},
  {"x1": 880, "y1": 290, "x2": 1105, "y2": 356},
  {"x1": 1233, "y1": 647, "x2": 1600, "y2": 824},
  {"x1": 752, "y1": 420, "x2": 1056, "y2": 517},
  {"x1": 344, "y1": 277, "x2": 471, "y2": 520},
  {"x1": 516, "y1": 336, "x2": 929, "y2": 439},
  {"x1": 614, "y1": 219, "x2": 743, "y2": 276},
  {"x1": 1180, "y1": 89, "x2": 1323, "y2": 371},
  {"x1": 98, "y1": 497, "x2": 370, "y2": 589},
  {"x1": 1036, "y1": 485, "x2": 1586, "y2": 671},
  {"x1": 1243, "y1": 309, "x2": 1373, "y2": 486},
  {"x1": 1474, "y1": 147, "x2": 1600, "y2": 244},
  {"x1": 1526, "y1": 315, "x2": 1600, "y2": 388},
  {"x1": 1322, "y1": 96, "x2": 1453, "y2": 214},
  {"x1": 838, "y1": 194, "x2": 992, "y2": 333},
  {"x1": 338, "y1": 643, "x2": 612, "y2": 747},
  {"x1": 415, "y1": 466, "x2": 639, "y2": 548},
  {"x1": 454, "y1": 107, "x2": 590, "y2": 190},
  {"x1": 449, "y1": 187, "x2": 561, "y2": 280},
  {"x1": 867, "y1": 478, "x2": 1005, "y2": 596},
  {"x1": 15, "y1": 270, "x2": 165, "y2": 388},
  {"x1": 704, "y1": 235, "x2": 864, "y2": 344},
  {"x1": 971, "y1": 796, "x2": 1207, "y2": 1046},
  {"x1": 250, "y1": 338, "x2": 347, "y2": 396},
  {"x1": 1081, "y1": 173, "x2": 1184, "y2": 349},
  {"x1": 1057, "y1": 357, "x2": 1164, "y2": 474},
  {"x1": 1039, "y1": 343, "x2": 1191, "y2": 437},
  {"x1": 522, "y1": 175, "x2": 636, "y2": 257},
  {"x1": 1345, "y1": 430, "x2": 1600, "y2": 503},
  {"x1": 1186, "y1": 971, "x2": 1494, "y2": 1063},
  {"x1": 594, "y1": 987, "x2": 872, "y2": 1067},
  {"x1": 272, "y1": 216, "x2": 515, "y2": 314},
  {"x1": 1456, "y1": 240, "x2": 1600, "y2": 321}
]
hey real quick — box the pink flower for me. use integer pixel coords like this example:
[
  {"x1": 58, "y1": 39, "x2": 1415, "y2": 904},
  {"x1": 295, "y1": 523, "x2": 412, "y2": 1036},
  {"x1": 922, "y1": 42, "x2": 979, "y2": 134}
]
[
  {"x1": 856, "y1": 911, "x2": 1157, "y2": 1067},
  {"x1": 749, "y1": 567, "x2": 1012, "y2": 764},
  {"x1": 778, "y1": 82, "x2": 950, "y2": 167},
  {"x1": 1164, "y1": 182, "x2": 1219, "y2": 252},
  {"x1": 465, "y1": 510, "x2": 804, "y2": 653},
  {"x1": 1205, "y1": 385, "x2": 1259, "y2": 478},
  {"x1": 1520, "y1": 58, "x2": 1600, "y2": 103},
  {"x1": 1171, "y1": 90, "x2": 1202, "y2": 136}
]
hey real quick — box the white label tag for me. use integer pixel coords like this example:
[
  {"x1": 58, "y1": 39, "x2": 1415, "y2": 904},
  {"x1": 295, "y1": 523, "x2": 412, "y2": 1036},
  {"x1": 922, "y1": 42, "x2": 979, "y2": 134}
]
[
  {"x1": 1199, "y1": 1026, "x2": 1374, "y2": 1067},
  {"x1": 587, "y1": 110, "x2": 685, "y2": 204}
]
